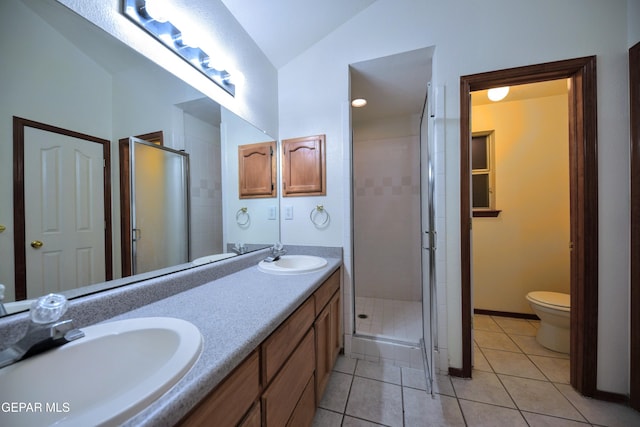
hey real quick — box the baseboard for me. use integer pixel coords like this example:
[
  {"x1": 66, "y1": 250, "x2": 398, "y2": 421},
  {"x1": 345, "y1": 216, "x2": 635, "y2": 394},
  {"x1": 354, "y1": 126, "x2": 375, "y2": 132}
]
[
  {"x1": 594, "y1": 389, "x2": 629, "y2": 404},
  {"x1": 474, "y1": 308, "x2": 539, "y2": 321},
  {"x1": 448, "y1": 367, "x2": 468, "y2": 378}
]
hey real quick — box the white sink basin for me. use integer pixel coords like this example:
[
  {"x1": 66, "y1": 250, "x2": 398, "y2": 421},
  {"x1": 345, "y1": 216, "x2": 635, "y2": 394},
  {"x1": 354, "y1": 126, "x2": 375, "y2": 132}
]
[
  {"x1": 0, "y1": 317, "x2": 202, "y2": 426},
  {"x1": 258, "y1": 255, "x2": 328, "y2": 275}
]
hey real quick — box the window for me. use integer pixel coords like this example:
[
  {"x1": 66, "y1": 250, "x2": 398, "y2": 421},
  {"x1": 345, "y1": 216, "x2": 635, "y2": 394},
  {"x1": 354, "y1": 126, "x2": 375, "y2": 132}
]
[{"x1": 472, "y1": 131, "x2": 500, "y2": 217}]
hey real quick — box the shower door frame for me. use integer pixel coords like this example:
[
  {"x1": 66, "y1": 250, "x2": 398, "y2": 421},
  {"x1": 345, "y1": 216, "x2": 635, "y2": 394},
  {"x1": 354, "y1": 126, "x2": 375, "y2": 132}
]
[{"x1": 459, "y1": 56, "x2": 599, "y2": 397}]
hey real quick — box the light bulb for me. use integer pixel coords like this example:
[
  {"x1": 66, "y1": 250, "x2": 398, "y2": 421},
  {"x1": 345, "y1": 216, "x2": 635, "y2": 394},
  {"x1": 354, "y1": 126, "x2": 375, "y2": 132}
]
[
  {"x1": 488, "y1": 87, "x2": 509, "y2": 102},
  {"x1": 144, "y1": 0, "x2": 170, "y2": 23},
  {"x1": 351, "y1": 98, "x2": 367, "y2": 108}
]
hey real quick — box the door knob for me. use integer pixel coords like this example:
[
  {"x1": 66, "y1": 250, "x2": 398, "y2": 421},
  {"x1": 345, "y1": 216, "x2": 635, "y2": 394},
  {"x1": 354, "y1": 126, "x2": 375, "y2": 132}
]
[
  {"x1": 0, "y1": 224, "x2": 5, "y2": 233},
  {"x1": 31, "y1": 240, "x2": 44, "y2": 249}
]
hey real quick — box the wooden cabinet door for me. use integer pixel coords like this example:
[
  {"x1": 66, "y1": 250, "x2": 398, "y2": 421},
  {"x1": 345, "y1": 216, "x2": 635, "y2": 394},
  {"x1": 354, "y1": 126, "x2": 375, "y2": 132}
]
[
  {"x1": 262, "y1": 330, "x2": 315, "y2": 426},
  {"x1": 315, "y1": 302, "x2": 332, "y2": 404},
  {"x1": 179, "y1": 351, "x2": 260, "y2": 427},
  {"x1": 239, "y1": 141, "x2": 276, "y2": 198},
  {"x1": 282, "y1": 135, "x2": 326, "y2": 196}
]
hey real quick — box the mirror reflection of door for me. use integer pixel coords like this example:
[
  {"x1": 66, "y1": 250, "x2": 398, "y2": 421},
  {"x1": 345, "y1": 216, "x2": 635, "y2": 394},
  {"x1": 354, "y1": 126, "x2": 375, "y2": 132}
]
[
  {"x1": 126, "y1": 137, "x2": 190, "y2": 276},
  {"x1": 14, "y1": 117, "x2": 112, "y2": 300}
]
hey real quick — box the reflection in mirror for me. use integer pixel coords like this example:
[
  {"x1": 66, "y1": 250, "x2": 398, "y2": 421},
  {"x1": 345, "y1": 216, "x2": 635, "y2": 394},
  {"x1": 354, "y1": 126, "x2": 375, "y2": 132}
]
[{"x1": 0, "y1": 0, "x2": 279, "y2": 315}]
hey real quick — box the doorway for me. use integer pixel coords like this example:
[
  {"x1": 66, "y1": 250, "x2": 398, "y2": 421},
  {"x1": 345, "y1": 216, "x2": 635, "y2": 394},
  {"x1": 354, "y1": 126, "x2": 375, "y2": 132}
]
[
  {"x1": 459, "y1": 57, "x2": 599, "y2": 397},
  {"x1": 349, "y1": 47, "x2": 436, "y2": 378},
  {"x1": 12, "y1": 117, "x2": 113, "y2": 300}
]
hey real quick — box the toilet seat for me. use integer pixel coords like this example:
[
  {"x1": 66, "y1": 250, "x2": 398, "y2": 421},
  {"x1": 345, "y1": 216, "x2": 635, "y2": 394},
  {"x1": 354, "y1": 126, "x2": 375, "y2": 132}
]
[{"x1": 526, "y1": 291, "x2": 570, "y2": 311}]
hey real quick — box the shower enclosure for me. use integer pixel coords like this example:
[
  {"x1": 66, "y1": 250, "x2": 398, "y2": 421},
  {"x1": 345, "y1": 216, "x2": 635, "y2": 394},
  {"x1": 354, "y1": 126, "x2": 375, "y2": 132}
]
[
  {"x1": 127, "y1": 137, "x2": 190, "y2": 275},
  {"x1": 350, "y1": 48, "x2": 436, "y2": 384}
]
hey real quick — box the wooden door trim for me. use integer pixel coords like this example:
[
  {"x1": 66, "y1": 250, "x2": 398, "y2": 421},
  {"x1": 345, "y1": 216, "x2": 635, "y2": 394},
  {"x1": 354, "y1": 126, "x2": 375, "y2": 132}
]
[
  {"x1": 630, "y1": 41, "x2": 640, "y2": 411},
  {"x1": 458, "y1": 56, "x2": 599, "y2": 397},
  {"x1": 13, "y1": 116, "x2": 113, "y2": 300}
]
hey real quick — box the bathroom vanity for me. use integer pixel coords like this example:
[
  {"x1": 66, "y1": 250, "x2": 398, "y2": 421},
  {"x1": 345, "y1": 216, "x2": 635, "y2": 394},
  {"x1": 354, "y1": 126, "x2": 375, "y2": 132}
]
[{"x1": 0, "y1": 246, "x2": 342, "y2": 426}]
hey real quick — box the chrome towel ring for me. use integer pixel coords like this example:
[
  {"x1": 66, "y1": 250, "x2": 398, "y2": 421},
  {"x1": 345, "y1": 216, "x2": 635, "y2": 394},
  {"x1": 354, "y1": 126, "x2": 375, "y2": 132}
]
[
  {"x1": 236, "y1": 207, "x2": 250, "y2": 226},
  {"x1": 310, "y1": 205, "x2": 330, "y2": 228}
]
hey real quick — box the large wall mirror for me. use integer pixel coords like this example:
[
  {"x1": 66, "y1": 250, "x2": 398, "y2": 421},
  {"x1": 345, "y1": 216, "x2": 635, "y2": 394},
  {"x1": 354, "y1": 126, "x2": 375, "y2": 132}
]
[{"x1": 0, "y1": 0, "x2": 279, "y2": 315}]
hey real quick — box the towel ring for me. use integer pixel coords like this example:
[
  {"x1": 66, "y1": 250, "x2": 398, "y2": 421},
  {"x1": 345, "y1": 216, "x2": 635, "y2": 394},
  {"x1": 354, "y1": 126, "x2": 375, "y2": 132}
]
[
  {"x1": 310, "y1": 205, "x2": 330, "y2": 227},
  {"x1": 236, "y1": 207, "x2": 250, "y2": 226}
]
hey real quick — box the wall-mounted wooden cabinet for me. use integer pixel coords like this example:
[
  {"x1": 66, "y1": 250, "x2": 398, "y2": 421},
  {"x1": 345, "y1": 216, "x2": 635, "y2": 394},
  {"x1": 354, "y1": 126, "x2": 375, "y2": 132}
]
[
  {"x1": 238, "y1": 141, "x2": 276, "y2": 199},
  {"x1": 282, "y1": 135, "x2": 326, "y2": 197}
]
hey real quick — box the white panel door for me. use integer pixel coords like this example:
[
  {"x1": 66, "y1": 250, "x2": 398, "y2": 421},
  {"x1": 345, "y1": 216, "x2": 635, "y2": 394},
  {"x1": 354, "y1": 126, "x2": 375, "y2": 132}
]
[{"x1": 24, "y1": 127, "x2": 105, "y2": 297}]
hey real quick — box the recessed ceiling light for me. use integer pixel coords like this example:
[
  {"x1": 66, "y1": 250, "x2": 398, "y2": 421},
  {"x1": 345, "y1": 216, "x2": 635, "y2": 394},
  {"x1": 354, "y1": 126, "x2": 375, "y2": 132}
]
[
  {"x1": 351, "y1": 98, "x2": 367, "y2": 108},
  {"x1": 488, "y1": 87, "x2": 509, "y2": 102}
]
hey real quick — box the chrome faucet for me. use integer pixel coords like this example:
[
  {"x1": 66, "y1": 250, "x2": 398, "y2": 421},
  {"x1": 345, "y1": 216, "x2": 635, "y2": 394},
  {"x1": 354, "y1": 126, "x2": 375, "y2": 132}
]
[
  {"x1": 0, "y1": 293, "x2": 84, "y2": 369},
  {"x1": 264, "y1": 242, "x2": 287, "y2": 262},
  {"x1": 232, "y1": 242, "x2": 247, "y2": 255}
]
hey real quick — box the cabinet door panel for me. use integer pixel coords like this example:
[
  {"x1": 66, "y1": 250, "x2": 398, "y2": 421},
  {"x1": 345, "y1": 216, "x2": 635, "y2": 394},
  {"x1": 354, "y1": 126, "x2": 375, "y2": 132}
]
[
  {"x1": 282, "y1": 135, "x2": 326, "y2": 196},
  {"x1": 262, "y1": 330, "x2": 315, "y2": 426},
  {"x1": 180, "y1": 351, "x2": 260, "y2": 427}
]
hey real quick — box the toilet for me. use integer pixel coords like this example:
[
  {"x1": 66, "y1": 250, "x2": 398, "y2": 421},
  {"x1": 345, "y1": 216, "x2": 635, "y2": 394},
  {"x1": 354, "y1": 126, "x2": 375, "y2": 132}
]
[{"x1": 525, "y1": 291, "x2": 570, "y2": 354}]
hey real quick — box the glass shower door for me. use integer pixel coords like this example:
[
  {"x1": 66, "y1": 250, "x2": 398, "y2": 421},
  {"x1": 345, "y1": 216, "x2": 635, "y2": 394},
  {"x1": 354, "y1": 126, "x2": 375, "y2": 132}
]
[{"x1": 130, "y1": 137, "x2": 190, "y2": 275}]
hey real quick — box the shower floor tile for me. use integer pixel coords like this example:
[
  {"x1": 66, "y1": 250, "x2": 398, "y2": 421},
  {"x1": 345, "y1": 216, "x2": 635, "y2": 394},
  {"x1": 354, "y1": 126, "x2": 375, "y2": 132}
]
[{"x1": 355, "y1": 296, "x2": 422, "y2": 343}]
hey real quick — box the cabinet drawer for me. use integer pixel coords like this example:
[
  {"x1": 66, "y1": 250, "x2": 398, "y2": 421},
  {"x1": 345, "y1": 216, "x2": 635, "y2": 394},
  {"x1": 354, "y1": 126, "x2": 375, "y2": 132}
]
[
  {"x1": 180, "y1": 351, "x2": 260, "y2": 427},
  {"x1": 314, "y1": 269, "x2": 340, "y2": 315},
  {"x1": 262, "y1": 329, "x2": 315, "y2": 427},
  {"x1": 262, "y1": 297, "x2": 314, "y2": 384}
]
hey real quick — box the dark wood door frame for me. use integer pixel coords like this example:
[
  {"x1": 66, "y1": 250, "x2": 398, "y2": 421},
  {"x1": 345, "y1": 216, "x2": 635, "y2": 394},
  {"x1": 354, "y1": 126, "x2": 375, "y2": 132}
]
[
  {"x1": 630, "y1": 41, "x2": 640, "y2": 411},
  {"x1": 13, "y1": 116, "x2": 113, "y2": 300},
  {"x1": 457, "y1": 57, "x2": 599, "y2": 397}
]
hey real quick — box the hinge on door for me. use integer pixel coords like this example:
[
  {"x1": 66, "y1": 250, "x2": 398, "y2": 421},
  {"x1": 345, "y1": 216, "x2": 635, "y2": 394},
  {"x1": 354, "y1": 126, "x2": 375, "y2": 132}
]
[{"x1": 270, "y1": 146, "x2": 273, "y2": 156}]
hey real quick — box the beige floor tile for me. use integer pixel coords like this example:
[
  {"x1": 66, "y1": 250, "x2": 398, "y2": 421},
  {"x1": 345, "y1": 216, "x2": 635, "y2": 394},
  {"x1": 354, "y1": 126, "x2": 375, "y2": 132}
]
[
  {"x1": 334, "y1": 354, "x2": 358, "y2": 374},
  {"x1": 473, "y1": 345, "x2": 493, "y2": 372},
  {"x1": 482, "y1": 348, "x2": 546, "y2": 380},
  {"x1": 522, "y1": 411, "x2": 591, "y2": 426},
  {"x1": 499, "y1": 375, "x2": 586, "y2": 421},
  {"x1": 474, "y1": 314, "x2": 503, "y2": 332},
  {"x1": 312, "y1": 408, "x2": 343, "y2": 427},
  {"x1": 346, "y1": 376, "x2": 403, "y2": 427},
  {"x1": 529, "y1": 355, "x2": 570, "y2": 384},
  {"x1": 318, "y1": 371, "x2": 353, "y2": 413},
  {"x1": 354, "y1": 359, "x2": 402, "y2": 385},
  {"x1": 492, "y1": 316, "x2": 538, "y2": 336},
  {"x1": 342, "y1": 416, "x2": 385, "y2": 426},
  {"x1": 556, "y1": 383, "x2": 640, "y2": 427},
  {"x1": 459, "y1": 399, "x2": 528, "y2": 427},
  {"x1": 433, "y1": 373, "x2": 456, "y2": 397},
  {"x1": 401, "y1": 366, "x2": 426, "y2": 390},
  {"x1": 474, "y1": 330, "x2": 521, "y2": 352},
  {"x1": 509, "y1": 334, "x2": 570, "y2": 359},
  {"x1": 403, "y1": 387, "x2": 466, "y2": 426},
  {"x1": 451, "y1": 370, "x2": 516, "y2": 408}
]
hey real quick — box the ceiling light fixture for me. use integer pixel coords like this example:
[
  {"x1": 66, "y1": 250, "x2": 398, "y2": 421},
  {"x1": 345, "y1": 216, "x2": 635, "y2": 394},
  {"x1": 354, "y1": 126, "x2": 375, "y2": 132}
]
[
  {"x1": 351, "y1": 98, "x2": 367, "y2": 108},
  {"x1": 487, "y1": 86, "x2": 509, "y2": 102},
  {"x1": 123, "y1": 0, "x2": 235, "y2": 96}
]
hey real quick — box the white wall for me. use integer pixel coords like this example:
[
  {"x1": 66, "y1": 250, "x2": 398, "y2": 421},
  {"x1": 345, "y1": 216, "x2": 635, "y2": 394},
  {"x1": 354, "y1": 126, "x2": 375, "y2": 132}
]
[
  {"x1": 278, "y1": 0, "x2": 631, "y2": 394},
  {"x1": 0, "y1": 0, "x2": 113, "y2": 302},
  {"x1": 221, "y1": 109, "x2": 280, "y2": 248},
  {"x1": 57, "y1": 0, "x2": 278, "y2": 138}
]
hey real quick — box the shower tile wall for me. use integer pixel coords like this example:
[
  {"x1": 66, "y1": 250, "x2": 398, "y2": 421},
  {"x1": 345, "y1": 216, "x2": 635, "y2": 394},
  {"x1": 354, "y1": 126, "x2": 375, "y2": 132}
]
[
  {"x1": 184, "y1": 113, "x2": 223, "y2": 259},
  {"x1": 353, "y1": 135, "x2": 421, "y2": 302}
]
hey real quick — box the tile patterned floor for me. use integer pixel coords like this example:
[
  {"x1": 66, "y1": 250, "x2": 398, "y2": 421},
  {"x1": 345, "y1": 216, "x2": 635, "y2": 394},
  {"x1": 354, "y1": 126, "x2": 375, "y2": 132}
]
[
  {"x1": 354, "y1": 297, "x2": 422, "y2": 343},
  {"x1": 313, "y1": 315, "x2": 640, "y2": 426}
]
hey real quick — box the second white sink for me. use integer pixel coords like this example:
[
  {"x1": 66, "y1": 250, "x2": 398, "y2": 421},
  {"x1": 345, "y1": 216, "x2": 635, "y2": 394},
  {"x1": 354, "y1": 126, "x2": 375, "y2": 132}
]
[
  {"x1": 258, "y1": 255, "x2": 328, "y2": 275},
  {"x1": 0, "y1": 317, "x2": 202, "y2": 426}
]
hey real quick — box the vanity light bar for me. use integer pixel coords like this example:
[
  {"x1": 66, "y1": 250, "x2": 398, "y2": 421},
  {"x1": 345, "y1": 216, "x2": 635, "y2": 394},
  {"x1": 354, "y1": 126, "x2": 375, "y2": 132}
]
[{"x1": 123, "y1": 0, "x2": 235, "y2": 96}]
